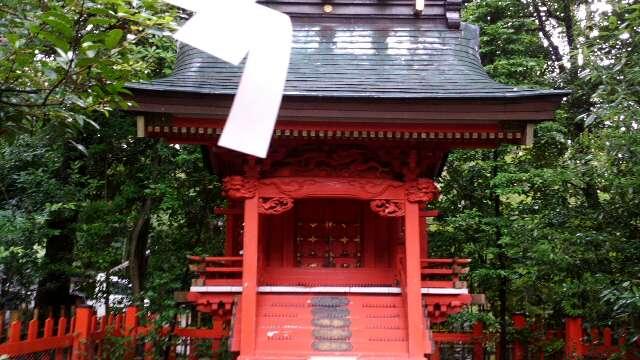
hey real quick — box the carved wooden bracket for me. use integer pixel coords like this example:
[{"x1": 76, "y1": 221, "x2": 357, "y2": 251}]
[
  {"x1": 222, "y1": 176, "x2": 257, "y2": 199},
  {"x1": 406, "y1": 178, "x2": 440, "y2": 203},
  {"x1": 370, "y1": 200, "x2": 405, "y2": 217},
  {"x1": 259, "y1": 197, "x2": 294, "y2": 215}
]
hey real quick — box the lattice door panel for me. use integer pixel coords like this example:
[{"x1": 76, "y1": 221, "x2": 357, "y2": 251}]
[
  {"x1": 296, "y1": 221, "x2": 330, "y2": 268},
  {"x1": 295, "y1": 199, "x2": 364, "y2": 268},
  {"x1": 296, "y1": 221, "x2": 362, "y2": 268}
]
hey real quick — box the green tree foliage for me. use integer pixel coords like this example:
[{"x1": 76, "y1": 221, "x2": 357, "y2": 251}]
[
  {"x1": 434, "y1": 0, "x2": 640, "y2": 347},
  {"x1": 0, "y1": 0, "x2": 176, "y2": 137},
  {"x1": 0, "y1": 0, "x2": 223, "y2": 315}
]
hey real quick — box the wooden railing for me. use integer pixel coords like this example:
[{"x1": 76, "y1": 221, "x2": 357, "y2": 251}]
[
  {"x1": 431, "y1": 321, "x2": 486, "y2": 360},
  {"x1": 0, "y1": 310, "x2": 74, "y2": 358},
  {"x1": 188, "y1": 255, "x2": 243, "y2": 286},
  {"x1": 421, "y1": 258, "x2": 471, "y2": 289},
  {"x1": 0, "y1": 306, "x2": 227, "y2": 360}
]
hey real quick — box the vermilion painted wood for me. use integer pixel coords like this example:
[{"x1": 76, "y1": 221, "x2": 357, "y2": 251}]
[
  {"x1": 404, "y1": 200, "x2": 427, "y2": 358},
  {"x1": 472, "y1": 322, "x2": 486, "y2": 359},
  {"x1": 8, "y1": 320, "x2": 20, "y2": 342},
  {"x1": 565, "y1": 317, "x2": 585, "y2": 359},
  {"x1": 44, "y1": 317, "x2": 54, "y2": 337},
  {"x1": 257, "y1": 177, "x2": 406, "y2": 200},
  {"x1": 26, "y1": 318, "x2": 37, "y2": 341},
  {"x1": 57, "y1": 316, "x2": 68, "y2": 336},
  {"x1": 512, "y1": 313, "x2": 527, "y2": 360},
  {"x1": 72, "y1": 307, "x2": 93, "y2": 360},
  {"x1": 0, "y1": 335, "x2": 74, "y2": 354},
  {"x1": 239, "y1": 196, "x2": 259, "y2": 358}
]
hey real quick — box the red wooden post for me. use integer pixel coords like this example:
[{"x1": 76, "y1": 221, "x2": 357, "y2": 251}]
[
  {"x1": 55, "y1": 315, "x2": 68, "y2": 360},
  {"x1": 472, "y1": 321, "x2": 485, "y2": 360},
  {"x1": 44, "y1": 317, "x2": 54, "y2": 337},
  {"x1": 8, "y1": 319, "x2": 21, "y2": 343},
  {"x1": 565, "y1": 317, "x2": 585, "y2": 359},
  {"x1": 512, "y1": 313, "x2": 526, "y2": 360},
  {"x1": 240, "y1": 196, "x2": 259, "y2": 358},
  {"x1": 27, "y1": 310, "x2": 39, "y2": 341},
  {"x1": 404, "y1": 200, "x2": 427, "y2": 358},
  {"x1": 603, "y1": 327, "x2": 613, "y2": 349},
  {"x1": 125, "y1": 306, "x2": 139, "y2": 360},
  {"x1": 72, "y1": 306, "x2": 94, "y2": 360}
]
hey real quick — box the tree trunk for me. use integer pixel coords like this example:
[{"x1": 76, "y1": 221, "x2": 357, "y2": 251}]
[
  {"x1": 34, "y1": 142, "x2": 77, "y2": 315},
  {"x1": 129, "y1": 197, "x2": 154, "y2": 297},
  {"x1": 34, "y1": 211, "x2": 77, "y2": 315}
]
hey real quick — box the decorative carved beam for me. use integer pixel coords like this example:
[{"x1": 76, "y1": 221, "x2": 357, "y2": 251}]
[
  {"x1": 370, "y1": 200, "x2": 405, "y2": 217},
  {"x1": 258, "y1": 197, "x2": 294, "y2": 215},
  {"x1": 222, "y1": 176, "x2": 257, "y2": 199},
  {"x1": 406, "y1": 178, "x2": 440, "y2": 204}
]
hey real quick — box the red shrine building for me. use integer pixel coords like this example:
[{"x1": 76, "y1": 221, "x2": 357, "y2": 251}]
[{"x1": 128, "y1": 1, "x2": 568, "y2": 358}]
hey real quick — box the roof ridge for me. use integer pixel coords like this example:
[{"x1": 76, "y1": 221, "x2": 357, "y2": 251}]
[{"x1": 256, "y1": 0, "x2": 462, "y2": 29}]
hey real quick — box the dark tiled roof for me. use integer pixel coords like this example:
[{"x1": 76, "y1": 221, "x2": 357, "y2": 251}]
[{"x1": 127, "y1": 20, "x2": 568, "y2": 99}]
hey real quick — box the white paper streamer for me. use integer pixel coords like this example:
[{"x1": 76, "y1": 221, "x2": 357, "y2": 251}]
[{"x1": 165, "y1": 0, "x2": 293, "y2": 158}]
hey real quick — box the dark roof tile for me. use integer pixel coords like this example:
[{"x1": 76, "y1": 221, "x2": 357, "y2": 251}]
[{"x1": 127, "y1": 21, "x2": 569, "y2": 99}]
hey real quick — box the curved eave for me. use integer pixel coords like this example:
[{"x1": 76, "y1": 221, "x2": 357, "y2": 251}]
[{"x1": 126, "y1": 81, "x2": 570, "y2": 101}]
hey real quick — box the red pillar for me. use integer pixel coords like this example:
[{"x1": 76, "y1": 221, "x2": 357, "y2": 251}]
[
  {"x1": 404, "y1": 200, "x2": 427, "y2": 359},
  {"x1": 72, "y1": 306, "x2": 93, "y2": 360},
  {"x1": 565, "y1": 317, "x2": 585, "y2": 359},
  {"x1": 512, "y1": 313, "x2": 526, "y2": 360},
  {"x1": 472, "y1": 321, "x2": 485, "y2": 360},
  {"x1": 124, "y1": 306, "x2": 139, "y2": 360},
  {"x1": 240, "y1": 196, "x2": 259, "y2": 358}
]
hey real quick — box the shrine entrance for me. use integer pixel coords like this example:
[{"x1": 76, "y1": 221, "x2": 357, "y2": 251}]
[
  {"x1": 295, "y1": 199, "x2": 363, "y2": 269},
  {"x1": 260, "y1": 198, "x2": 402, "y2": 287}
]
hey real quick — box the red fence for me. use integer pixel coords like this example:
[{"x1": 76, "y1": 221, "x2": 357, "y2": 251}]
[
  {"x1": 0, "y1": 306, "x2": 227, "y2": 360},
  {"x1": 2, "y1": 308, "x2": 639, "y2": 359},
  {"x1": 432, "y1": 321, "x2": 486, "y2": 360},
  {"x1": 431, "y1": 315, "x2": 639, "y2": 360}
]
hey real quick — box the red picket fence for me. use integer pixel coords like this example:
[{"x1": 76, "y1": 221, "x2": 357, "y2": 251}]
[
  {"x1": 430, "y1": 314, "x2": 639, "y2": 360},
  {"x1": 432, "y1": 321, "x2": 487, "y2": 360},
  {"x1": 509, "y1": 315, "x2": 640, "y2": 360},
  {"x1": 2, "y1": 308, "x2": 639, "y2": 359},
  {"x1": 0, "y1": 306, "x2": 228, "y2": 360}
]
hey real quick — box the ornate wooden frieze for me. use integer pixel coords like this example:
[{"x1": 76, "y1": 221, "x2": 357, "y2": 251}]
[
  {"x1": 405, "y1": 178, "x2": 440, "y2": 203},
  {"x1": 265, "y1": 144, "x2": 394, "y2": 179},
  {"x1": 222, "y1": 176, "x2": 257, "y2": 199},
  {"x1": 370, "y1": 200, "x2": 405, "y2": 217},
  {"x1": 259, "y1": 177, "x2": 406, "y2": 200},
  {"x1": 258, "y1": 197, "x2": 294, "y2": 215}
]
